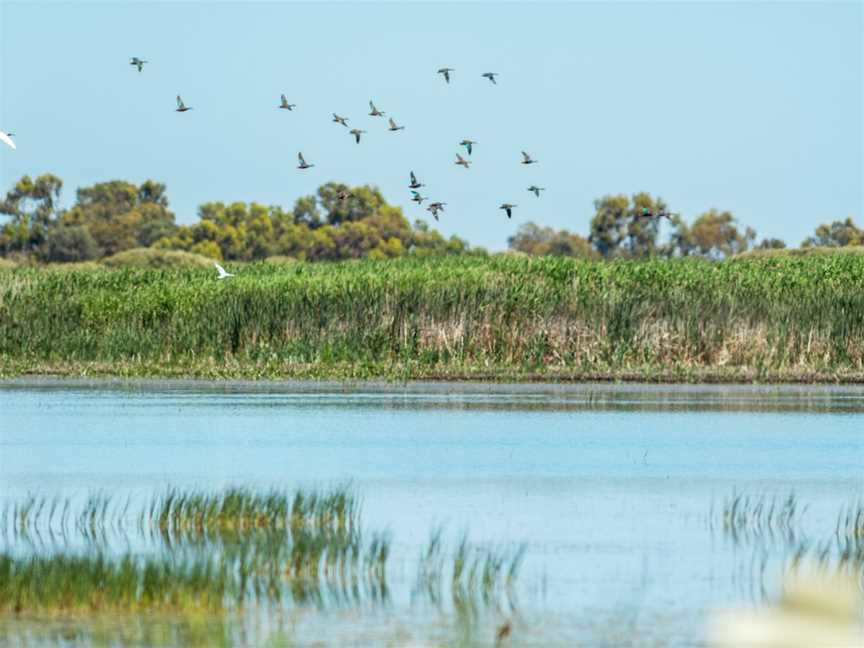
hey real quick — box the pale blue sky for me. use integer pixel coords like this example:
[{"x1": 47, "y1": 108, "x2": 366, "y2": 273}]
[{"x1": 1, "y1": 1, "x2": 861, "y2": 250}]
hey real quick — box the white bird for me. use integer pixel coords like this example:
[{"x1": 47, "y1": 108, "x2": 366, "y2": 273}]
[
  {"x1": 0, "y1": 131, "x2": 16, "y2": 150},
  {"x1": 214, "y1": 262, "x2": 234, "y2": 279}
]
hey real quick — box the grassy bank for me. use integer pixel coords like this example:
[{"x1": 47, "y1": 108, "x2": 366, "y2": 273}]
[{"x1": 1, "y1": 255, "x2": 863, "y2": 382}]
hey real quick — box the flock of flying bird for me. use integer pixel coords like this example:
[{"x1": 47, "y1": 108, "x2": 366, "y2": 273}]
[
  {"x1": 0, "y1": 56, "x2": 677, "y2": 280},
  {"x1": 126, "y1": 57, "x2": 552, "y2": 224}
]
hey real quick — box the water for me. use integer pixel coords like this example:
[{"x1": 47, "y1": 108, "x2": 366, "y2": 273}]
[{"x1": 1, "y1": 379, "x2": 862, "y2": 647}]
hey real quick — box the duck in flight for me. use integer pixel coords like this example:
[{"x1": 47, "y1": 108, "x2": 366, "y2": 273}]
[
  {"x1": 332, "y1": 113, "x2": 349, "y2": 127},
  {"x1": 214, "y1": 262, "x2": 234, "y2": 279},
  {"x1": 455, "y1": 153, "x2": 471, "y2": 169},
  {"x1": 481, "y1": 72, "x2": 498, "y2": 85},
  {"x1": 175, "y1": 95, "x2": 192, "y2": 112},
  {"x1": 279, "y1": 95, "x2": 296, "y2": 110},
  {"x1": 368, "y1": 101, "x2": 386, "y2": 117},
  {"x1": 130, "y1": 57, "x2": 147, "y2": 72},
  {"x1": 636, "y1": 207, "x2": 678, "y2": 220},
  {"x1": 437, "y1": 68, "x2": 454, "y2": 83},
  {"x1": 337, "y1": 190, "x2": 354, "y2": 202},
  {"x1": 499, "y1": 203, "x2": 517, "y2": 219},
  {"x1": 520, "y1": 151, "x2": 537, "y2": 165},
  {"x1": 297, "y1": 152, "x2": 314, "y2": 169},
  {"x1": 528, "y1": 185, "x2": 546, "y2": 198},
  {"x1": 0, "y1": 131, "x2": 15, "y2": 150},
  {"x1": 460, "y1": 139, "x2": 477, "y2": 155},
  {"x1": 427, "y1": 202, "x2": 446, "y2": 220},
  {"x1": 409, "y1": 171, "x2": 424, "y2": 190},
  {"x1": 411, "y1": 191, "x2": 427, "y2": 204},
  {"x1": 350, "y1": 128, "x2": 366, "y2": 144},
  {"x1": 388, "y1": 118, "x2": 405, "y2": 132}
]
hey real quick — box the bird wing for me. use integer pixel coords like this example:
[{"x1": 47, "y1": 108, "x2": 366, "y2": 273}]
[
  {"x1": 369, "y1": 101, "x2": 376, "y2": 111},
  {"x1": 298, "y1": 152, "x2": 306, "y2": 165},
  {"x1": 521, "y1": 151, "x2": 530, "y2": 162},
  {"x1": 0, "y1": 131, "x2": 15, "y2": 150},
  {"x1": 456, "y1": 154, "x2": 465, "y2": 163},
  {"x1": 281, "y1": 94, "x2": 288, "y2": 104},
  {"x1": 389, "y1": 118, "x2": 397, "y2": 129},
  {"x1": 214, "y1": 262, "x2": 226, "y2": 276},
  {"x1": 410, "y1": 172, "x2": 417, "y2": 184}
]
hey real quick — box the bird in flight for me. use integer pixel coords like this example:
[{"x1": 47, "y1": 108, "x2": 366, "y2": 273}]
[
  {"x1": 500, "y1": 203, "x2": 517, "y2": 219},
  {"x1": 437, "y1": 68, "x2": 454, "y2": 83},
  {"x1": 411, "y1": 191, "x2": 427, "y2": 204},
  {"x1": 332, "y1": 114, "x2": 349, "y2": 127},
  {"x1": 297, "y1": 152, "x2": 314, "y2": 169},
  {"x1": 388, "y1": 118, "x2": 405, "y2": 132},
  {"x1": 409, "y1": 172, "x2": 424, "y2": 189},
  {"x1": 337, "y1": 190, "x2": 354, "y2": 202},
  {"x1": 368, "y1": 101, "x2": 386, "y2": 117},
  {"x1": 481, "y1": 72, "x2": 498, "y2": 84},
  {"x1": 527, "y1": 185, "x2": 546, "y2": 197},
  {"x1": 636, "y1": 207, "x2": 678, "y2": 220},
  {"x1": 350, "y1": 128, "x2": 366, "y2": 144},
  {"x1": 427, "y1": 202, "x2": 446, "y2": 221},
  {"x1": 214, "y1": 262, "x2": 234, "y2": 280},
  {"x1": 0, "y1": 131, "x2": 15, "y2": 150},
  {"x1": 459, "y1": 139, "x2": 477, "y2": 156},
  {"x1": 130, "y1": 57, "x2": 147, "y2": 72},
  {"x1": 455, "y1": 153, "x2": 471, "y2": 169},
  {"x1": 175, "y1": 95, "x2": 192, "y2": 112},
  {"x1": 279, "y1": 95, "x2": 296, "y2": 110},
  {"x1": 521, "y1": 151, "x2": 537, "y2": 165}
]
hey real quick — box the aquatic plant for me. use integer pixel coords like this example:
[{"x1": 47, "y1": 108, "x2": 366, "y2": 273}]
[{"x1": 2, "y1": 254, "x2": 864, "y2": 380}]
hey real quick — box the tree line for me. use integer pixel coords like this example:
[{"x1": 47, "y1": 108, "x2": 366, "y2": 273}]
[{"x1": 0, "y1": 174, "x2": 859, "y2": 263}]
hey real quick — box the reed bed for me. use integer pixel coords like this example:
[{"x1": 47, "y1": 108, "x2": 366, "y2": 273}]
[
  {"x1": 2, "y1": 255, "x2": 864, "y2": 380},
  {"x1": 719, "y1": 493, "x2": 806, "y2": 542}
]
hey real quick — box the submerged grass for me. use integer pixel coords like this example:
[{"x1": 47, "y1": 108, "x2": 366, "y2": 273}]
[{"x1": 2, "y1": 255, "x2": 864, "y2": 381}]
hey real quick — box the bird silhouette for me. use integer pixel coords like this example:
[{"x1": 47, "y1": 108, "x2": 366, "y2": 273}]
[
  {"x1": 437, "y1": 67, "x2": 454, "y2": 83},
  {"x1": 279, "y1": 95, "x2": 296, "y2": 110},
  {"x1": 332, "y1": 114, "x2": 349, "y2": 127},
  {"x1": 297, "y1": 152, "x2": 314, "y2": 169},
  {"x1": 388, "y1": 118, "x2": 405, "y2": 131},
  {"x1": 427, "y1": 202, "x2": 446, "y2": 220},
  {"x1": 214, "y1": 262, "x2": 234, "y2": 279},
  {"x1": 528, "y1": 186, "x2": 546, "y2": 197},
  {"x1": 482, "y1": 72, "x2": 498, "y2": 84},
  {"x1": 409, "y1": 172, "x2": 424, "y2": 189},
  {"x1": 521, "y1": 151, "x2": 537, "y2": 165},
  {"x1": 500, "y1": 203, "x2": 517, "y2": 218},
  {"x1": 350, "y1": 128, "x2": 366, "y2": 144},
  {"x1": 455, "y1": 153, "x2": 471, "y2": 169},
  {"x1": 411, "y1": 191, "x2": 427, "y2": 204},
  {"x1": 175, "y1": 95, "x2": 192, "y2": 112},
  {"x1": 368, "y1": 100, "x2": 386, "y2": 117},
  {"x1": 460, "y1": 139, "x2": 477, "y2": 155},
  {"x1": 130, "y1": 57, "x2": 147, "y2": 72}
]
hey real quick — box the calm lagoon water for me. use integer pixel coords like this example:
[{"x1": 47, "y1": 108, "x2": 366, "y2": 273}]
[{"x1": 0, "y1": 380, "x2": 862, "y2": 647}]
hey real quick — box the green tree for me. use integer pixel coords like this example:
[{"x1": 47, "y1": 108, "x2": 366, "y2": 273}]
[
  {"x1": 588, "y1": 193, "x2": 669, "y2": 258},
  {"x1": 756, "y1": 238, "x2": 787, "y2": 250},
  {"x1": 508, "y1": 222, "x2": 596, "y2": 258},
  {"x1": 677, "y1": 209, "x2": 756, "y2": 259},
  {"x1": 802, "y1": 218, "x2": 863, "y2": 248},
  {"x1": 0, "y1": 173, "x2": 63, "y2": 256},
  {"x1": 45, "y1": 225, "x2": 101, "y2": 262}
]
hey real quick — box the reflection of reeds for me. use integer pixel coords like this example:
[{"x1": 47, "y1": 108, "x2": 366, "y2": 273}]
[{"x1": 720, "y1": 492, "x2": 805, "y2": 543}]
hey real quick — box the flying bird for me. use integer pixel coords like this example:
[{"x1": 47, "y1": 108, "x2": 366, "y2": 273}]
[
  {"x1": 332, "y1": 114, "x2": 349, "y2": 127},
  {"x1": 130, "y1": 57, "x2": 147, "y2": 72},
  {"x1": 175, "y1": 95, "x2": 192, "y2": 112},
  {"x1": 437, "y1": 67, "x2": 454, "y2": 83},
  {"x1": 336, "y1": 190, "x2": 354, "y2": 202},
  {"x1": 388, "y1": 118, "x2": 405, "y2": 131},
  {"x1": 350, "y1": 128, "x2": 366, "y2": 144},
  {"x1": 455, "y1": 153, "x2": 471, "y2": 169},
  {"x1": 297, "y1": 152, "x2": 314, "y2": 169},
  {"x1": 527, "y1": 186, "x2": 546, "y2": 197},
  {"x1": 0, "y1": 132, "x2": 15, "y2": 150},
  {"x1": 427, "y1": 202, "x2": 446, "y2": 221},
  {"x1": 214, "y1": 262, "x2": 234, "y2": 280},
  {"x1": 279, "y1": 95, "x2": 296, "y2": 110},
  {"x1": 368, "y1": 100, "x2": 385, "y2": 117},
  {"x1": 411, "y1": 191, "x2": 426, "y2": 204},
  {"x1": 500, "y1": 203, "x2": 517, "y2": 219},
  {"x1": 520, "y1": 151, "x2": 537, "y2": 165},
  {"x1": 636, "y1": 207, "x2": 678, "y2": 220},
  {"x1": 459, "y1": 139, "x2": 477, "y2": 155},
  {"x1": 481, "y1": 72, "x2": 498, "y2": 84},
  {"x1": 409, "y1": 172, "x2": 424, "y2": 189}
]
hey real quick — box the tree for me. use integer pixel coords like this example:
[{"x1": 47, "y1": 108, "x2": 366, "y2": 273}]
[
  {"x1": 61, "y1": 179, "x2": 176, "y2": 256},
  {"x1": 802, "y1": 218, "x2": 863, "y2": 248},
  {"x1": 588, "y1": 193, "x2": 669, "y2": 258},
  {"x1": 0, "y1": 174, "x2": 63, "y2": 256},
  {"x1": 756, "y1": 238, "x2": 786, "y2": 250},
  {"x1": 678, "y1": 209, "x2": 756, "y2": 259},
  {"x1": 508, "y1": 222, "x2": 596, "y2": 258},
  {"x1": 45, "y1": 225, "x2": 101, "y2": 262}
]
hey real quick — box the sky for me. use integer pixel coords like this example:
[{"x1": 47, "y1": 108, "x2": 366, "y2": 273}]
[{"x1": 0, "y1": 1, "x2": 861, "y2": 251}]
